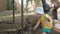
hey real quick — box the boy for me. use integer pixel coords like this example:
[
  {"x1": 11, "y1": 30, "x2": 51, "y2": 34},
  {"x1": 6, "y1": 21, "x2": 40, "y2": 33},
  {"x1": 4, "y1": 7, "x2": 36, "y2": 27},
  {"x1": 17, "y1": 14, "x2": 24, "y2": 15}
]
[{"x1": 34, "y1": 6, "x2": 53, "y2": 34}]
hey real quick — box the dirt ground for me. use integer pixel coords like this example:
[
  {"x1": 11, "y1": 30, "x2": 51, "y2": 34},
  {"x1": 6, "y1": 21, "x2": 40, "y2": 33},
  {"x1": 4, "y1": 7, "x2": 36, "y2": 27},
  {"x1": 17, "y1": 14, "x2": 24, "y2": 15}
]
[{"x1": 0, "y1": 11, "x2": 60, "y2": 34}]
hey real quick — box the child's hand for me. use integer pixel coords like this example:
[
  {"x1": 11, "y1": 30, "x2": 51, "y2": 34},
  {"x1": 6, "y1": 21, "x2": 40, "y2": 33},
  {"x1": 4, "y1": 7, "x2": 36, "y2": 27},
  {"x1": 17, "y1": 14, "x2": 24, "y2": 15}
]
[{"x1": 33, "y1": 27, "x2": 36, "y2": 30}]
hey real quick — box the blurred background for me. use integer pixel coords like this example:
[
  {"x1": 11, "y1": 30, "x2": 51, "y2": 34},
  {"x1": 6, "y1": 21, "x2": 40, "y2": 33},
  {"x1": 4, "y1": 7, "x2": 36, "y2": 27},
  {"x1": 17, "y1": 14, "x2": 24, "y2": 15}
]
[{"x1": 0, "y1": 0, "x2": 60, "y2": 34}]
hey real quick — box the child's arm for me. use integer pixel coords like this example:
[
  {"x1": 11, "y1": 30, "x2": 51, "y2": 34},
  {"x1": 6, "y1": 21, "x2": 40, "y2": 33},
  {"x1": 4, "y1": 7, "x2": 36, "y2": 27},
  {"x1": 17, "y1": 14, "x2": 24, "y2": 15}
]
[
  {"x1": 46, "y1": 15, "x2": 53, "y2": 27},
  {"x1": 48, "y1": 16, "x2": 53, "y2": 25},
  {"x1": 34, "y1": 21, "x2": 40, "y2": 30},
  {"x1": 34, "y1": 19, "x2": 41, "y2": 30}
]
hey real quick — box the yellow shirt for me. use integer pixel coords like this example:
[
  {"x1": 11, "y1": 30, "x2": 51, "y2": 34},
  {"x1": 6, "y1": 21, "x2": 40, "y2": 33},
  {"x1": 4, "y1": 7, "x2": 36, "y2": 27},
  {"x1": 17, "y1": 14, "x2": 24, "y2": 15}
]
[{"x1": 38, "y1": 14, "x2": 52, "y2": 29}]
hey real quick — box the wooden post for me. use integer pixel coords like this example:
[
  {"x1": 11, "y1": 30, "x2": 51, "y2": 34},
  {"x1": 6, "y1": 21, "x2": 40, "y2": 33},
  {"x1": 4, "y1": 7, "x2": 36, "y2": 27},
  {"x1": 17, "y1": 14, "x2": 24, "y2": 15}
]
[
  {"x1": 21, "y1": 0, "x2": 24, "y2": 34},
  {"x1": 13, "y1": 0, "x2": 15, "y2": 23}
]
